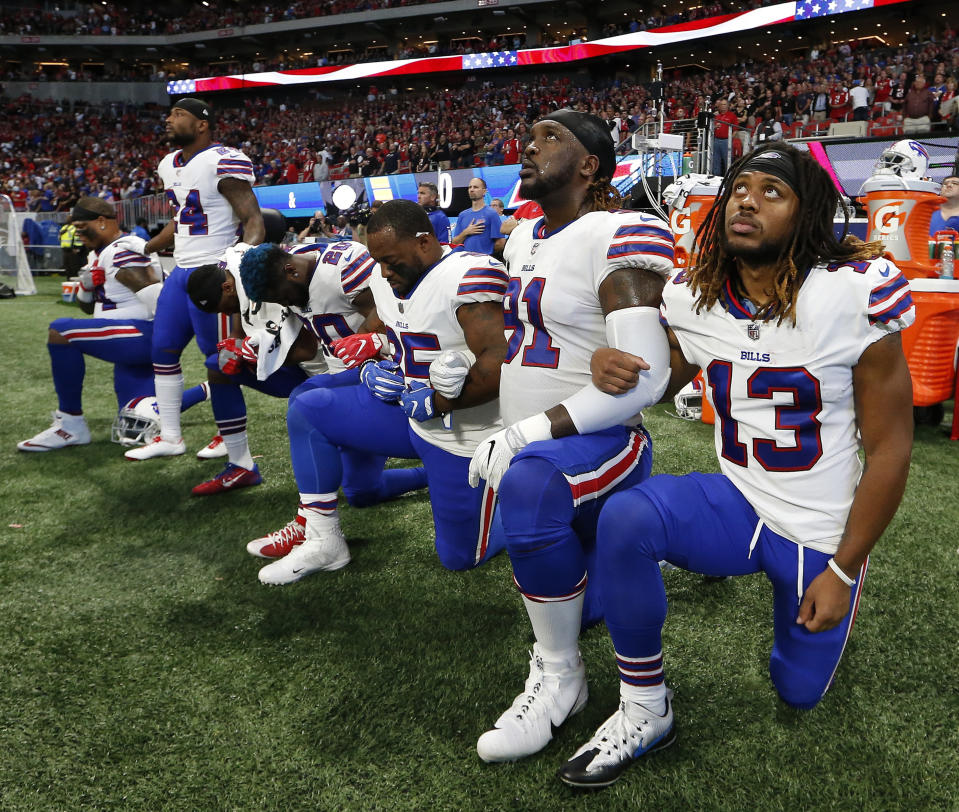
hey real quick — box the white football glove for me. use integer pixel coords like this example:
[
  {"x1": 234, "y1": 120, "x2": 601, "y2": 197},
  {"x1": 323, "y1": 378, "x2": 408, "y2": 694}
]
[
  {"x1": 429, "y1": 349, "x2": 475, "y2": 399},
  {"x1": 467, "y1": 412, "x2": 552, "y2": 491}
]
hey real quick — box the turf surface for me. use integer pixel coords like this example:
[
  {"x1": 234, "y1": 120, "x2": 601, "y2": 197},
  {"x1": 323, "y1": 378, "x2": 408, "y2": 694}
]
[{"x1": 1, "y1": 278, "x2": 957, "y2": 810}]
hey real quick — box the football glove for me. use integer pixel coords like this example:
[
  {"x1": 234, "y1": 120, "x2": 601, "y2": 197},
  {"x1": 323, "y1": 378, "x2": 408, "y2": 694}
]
[
  {"x1": 467, "y1": 412, "x2": 553, "y2": 491},
  {"x1": 78, "y1": 267, "x2": 105, "y2": 290},
  {"x1": 331, "y1": 332, "x2": 385, "y2": 368},
  {"x1": 399, "y1": 380, "x2": 437, "y2": 422},
  {"x1": 360, "y1": 359, "x2": 405, "y2": 402},
  {"x1": 216, "y1": 336, "x2": 259, "y2": 376},
  {"x1": 429, "y1": 349, "x2": 474, "y2": 399}
]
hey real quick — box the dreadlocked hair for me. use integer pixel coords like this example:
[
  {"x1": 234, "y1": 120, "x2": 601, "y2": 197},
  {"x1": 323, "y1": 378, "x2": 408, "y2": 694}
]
[
  {"x1": 686, "y1": 141, "x2": 884, "y2": 325},
  {"x1": 584, "y1": 177, "x2": 623, "y2": 213}
]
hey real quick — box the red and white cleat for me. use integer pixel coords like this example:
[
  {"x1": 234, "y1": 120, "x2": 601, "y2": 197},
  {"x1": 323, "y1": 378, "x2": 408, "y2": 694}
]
[
  {"x1": 196, "y1": 434, "x2": 228, "y2": 459},
  {"x1": 247, "y1": 516, "x2": 306, "y2": 559},
  {"x1": 191, "y1": 462, "x2": 262, "y2": 496}
]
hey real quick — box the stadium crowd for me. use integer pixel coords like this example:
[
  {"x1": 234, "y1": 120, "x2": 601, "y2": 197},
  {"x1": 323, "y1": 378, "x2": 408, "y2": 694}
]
[
  {"x1": 2, "y1": 24, "x2": 956, "y2": 210},
  {"x1": 1, "y1": 0, "x2": 757, "y2": 38}
]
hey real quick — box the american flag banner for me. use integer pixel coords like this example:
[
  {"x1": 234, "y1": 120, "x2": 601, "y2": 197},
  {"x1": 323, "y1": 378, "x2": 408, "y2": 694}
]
[
  {"x1": 168, "y1": 0, "x2": 908, "y2": 96},
  {"x1": 796, "y1": 0, "x2": 874, "y2": 19},
  {"x1": 463, "y1": 51, "x2": 518, "y2": 70}
]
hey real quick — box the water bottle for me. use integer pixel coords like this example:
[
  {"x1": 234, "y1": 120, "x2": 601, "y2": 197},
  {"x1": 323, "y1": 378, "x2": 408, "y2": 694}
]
[{"x1": 942, "y1": 240, "x2": 955, "y2": 280}]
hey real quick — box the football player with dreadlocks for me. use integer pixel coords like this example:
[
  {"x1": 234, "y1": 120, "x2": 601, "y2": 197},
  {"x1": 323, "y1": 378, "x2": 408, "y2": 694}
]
[
  {"x1": 468, "y1": 109, "x2": 675, "y2": 764},
  {"x1": 558, "y1": 141, "x2": 914, "y2": 787}
]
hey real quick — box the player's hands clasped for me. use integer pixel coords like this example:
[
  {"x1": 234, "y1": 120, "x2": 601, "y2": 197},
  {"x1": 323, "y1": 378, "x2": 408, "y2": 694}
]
[
  {"x1": 399, "y1": 380, "x2": 436, "y2": 422},
  {"x1": 590, "y1": 347, "x2": 650, "y2": 395},
  {"x1": 79, "y1": 268, "x2": 105, "y2": 290},
  {"x1": 331, "y1": 332, "x2": 385, "y2": 368},
  {"x1": 360, "y1": 359, "x2": 405, "y2": 402},
  {"x1": 429, "y1": 349, "x2": 473, "y2": 399},
  {"x1": 217, "y1": 336, "x2": 258, "y2": 375}
]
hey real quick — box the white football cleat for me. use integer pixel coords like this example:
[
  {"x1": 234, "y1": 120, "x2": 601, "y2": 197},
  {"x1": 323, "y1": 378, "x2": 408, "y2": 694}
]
[
  {"x1": 247, "y1": 517, "x2": 306, "y2": 559},
  {"x1": 124, "y1": 435, "x2": 187, "y2": 460},
  {"x1": 196, "y1": 434, "x2": 227, "y2": 459},
  {"x1": 557, "y1": 697, "x2": 676, "y2": 788},
  {"x1": 257, "y1": 524, "x2": 350, "y2": 585},
  {"x1": 476, "y1": 644, "x2": 588, "y2": 763},
  {"x1": 17, "y1": 411, "x2": 91, "y2": 452}
]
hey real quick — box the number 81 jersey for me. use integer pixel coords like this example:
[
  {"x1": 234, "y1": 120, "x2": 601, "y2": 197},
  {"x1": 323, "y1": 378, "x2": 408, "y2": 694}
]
[
  {"x1": 500, "y1": 210, "x2": 674, "y2": 426},
  {"x1": 662, "y1": 257, "x2": 915, "y2": 553},
  {"x1": 158, "y1": 143, "x2": 255, "y2": 268}
]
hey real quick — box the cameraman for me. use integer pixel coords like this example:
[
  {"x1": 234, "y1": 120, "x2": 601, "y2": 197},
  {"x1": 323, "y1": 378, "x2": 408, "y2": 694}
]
[{"x1": 297, "y1": 211, "x2": 337, "y2": 242}]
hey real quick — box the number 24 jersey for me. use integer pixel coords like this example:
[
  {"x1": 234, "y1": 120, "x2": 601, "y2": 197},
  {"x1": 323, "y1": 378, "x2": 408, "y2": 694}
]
[{"x1": 157, "y1": 143, "x2": 255, "y2": 268}]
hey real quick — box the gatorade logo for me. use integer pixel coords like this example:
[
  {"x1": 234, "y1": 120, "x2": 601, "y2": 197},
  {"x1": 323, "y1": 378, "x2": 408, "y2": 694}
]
[
  {"x1": 874, "y1": 202, "x2": 906, "y2": 236},
  {"x1": 671, "y1": 209, "x2": 691, "y2": 235},
  {"x1": 670, "y1": 202, "x2": 701, "y2": 236}
]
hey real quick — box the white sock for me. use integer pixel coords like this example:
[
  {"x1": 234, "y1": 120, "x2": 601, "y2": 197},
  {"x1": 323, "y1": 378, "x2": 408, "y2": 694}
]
[
  {"x1": 154, "y1": 371, "x2": 183, "y2": 442},
  {"x1": 521, "y1": 592, "x2": 584, "y2": 665},
  {"x1": 223, "y1": 430, "x2": 254, "y2": 471},
  {"x1": 299, "y1": 493, "x2": 340, "y2": 535},
  {"x1": 619, "y1": 649, "x2": 668, "y2": 716}
]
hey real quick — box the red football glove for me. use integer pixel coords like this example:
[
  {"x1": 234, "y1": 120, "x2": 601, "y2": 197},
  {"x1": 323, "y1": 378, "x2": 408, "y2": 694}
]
[
  {"x1": 331, "y1": 332, "x2": 385, "y2": 368},
  {"x1": 216, "y1": 336, "x2": 258, "y2": 375},
  {"x1": 89, "y1": 267, "x2": 106, "y2": 288}
]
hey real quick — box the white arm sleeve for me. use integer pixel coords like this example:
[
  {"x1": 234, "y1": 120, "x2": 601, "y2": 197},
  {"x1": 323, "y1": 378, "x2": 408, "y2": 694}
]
[{"x1": 561, "y1": 306, "x2": 671, "y2": 435}]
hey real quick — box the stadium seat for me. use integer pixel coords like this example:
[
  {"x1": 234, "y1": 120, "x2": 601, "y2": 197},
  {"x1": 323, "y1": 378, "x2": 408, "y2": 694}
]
[{"x1": 828, "y1": 120, "x2": 867, "y2": 138}]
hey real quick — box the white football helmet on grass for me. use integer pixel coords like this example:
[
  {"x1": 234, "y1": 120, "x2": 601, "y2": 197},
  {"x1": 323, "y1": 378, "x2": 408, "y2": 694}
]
[{"x1": 111, "y1": 396, "x2": 161, "y2": 446}]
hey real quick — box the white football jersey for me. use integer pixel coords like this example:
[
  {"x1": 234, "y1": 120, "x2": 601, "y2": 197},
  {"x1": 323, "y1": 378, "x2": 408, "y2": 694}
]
[
  {"x1": 662, "y1": 257, "x2": 915, "y2": 553},
  {"x1": 91, "y1": 234, "x2": 162, "y2": 320},
  {"x1": 369, "y1": 247, "x2": 507, "y2": 456},
  {"x1": 500, "y1": 210, "x2": 674, "y2": 425},
  {"x1": 287, "y1": 241, "x2": 376, "y2": 374},
  {"x1": 157, "y1": 143, "x2": 255, "y2": 268}
]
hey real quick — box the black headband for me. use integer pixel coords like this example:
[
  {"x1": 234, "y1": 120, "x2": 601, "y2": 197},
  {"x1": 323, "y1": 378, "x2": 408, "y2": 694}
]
[
  {"x1": 738, "y1": 150, "x2": 800, "y2": 196},
  {"x1": 70, "y1": 204, "x2": 115, "y2": 222},
  {"x1": 172, "y1": 97, "x2": 213, "y2": 122},
  {"x1": 544, "y1": 108, "x2": 616, "y2": 181}
]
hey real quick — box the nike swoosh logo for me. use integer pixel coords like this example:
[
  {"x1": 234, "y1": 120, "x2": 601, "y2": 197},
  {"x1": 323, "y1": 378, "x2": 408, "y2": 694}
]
[
  {"x1": 292, "y1": 568, "x2": 304, "y2": 574},
  {"x1": 879, "y1": 267, "x2": 891, "y2": 277},
  {"x1": 485, "y1": 440, "x2": 496, "y2": 466}
]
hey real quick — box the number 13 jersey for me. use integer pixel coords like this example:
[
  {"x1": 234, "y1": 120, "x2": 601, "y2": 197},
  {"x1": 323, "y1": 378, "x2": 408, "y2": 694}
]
[
  {"x1": 500, "y1": 210, "x2": 674, "y2": 426},
  {"x1": 662, "y1": 257, "x2": 915, "y2": 552}
]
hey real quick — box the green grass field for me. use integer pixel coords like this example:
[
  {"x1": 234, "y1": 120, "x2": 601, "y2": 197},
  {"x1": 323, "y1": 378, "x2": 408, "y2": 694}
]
[{"x1": 1, "y1": 278, "x2": 957, "y2": 811}]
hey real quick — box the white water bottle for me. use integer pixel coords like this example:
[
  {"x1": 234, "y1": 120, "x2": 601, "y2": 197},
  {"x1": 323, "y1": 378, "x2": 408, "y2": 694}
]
[{"x1": 942, "y1": 240, "x2": 955, "y2": 280}]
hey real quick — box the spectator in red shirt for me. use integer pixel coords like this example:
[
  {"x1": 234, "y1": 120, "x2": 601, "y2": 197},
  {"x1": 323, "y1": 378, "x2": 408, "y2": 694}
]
[
  {"x1": 501, "y1": 128, "x2": 521, "y2": 165},
  {"x1": 499, "y1": 199, "x2": 543, "y2": 237},
  {"x1": 829, "y1": 83, "x2": 850, "y2": 121},
  {"x1": 874, "y1": 69, "x2": 893, "y2": 113},
  {"x1": 712, "y1": 98, "x2": 739, "y2": 175}
]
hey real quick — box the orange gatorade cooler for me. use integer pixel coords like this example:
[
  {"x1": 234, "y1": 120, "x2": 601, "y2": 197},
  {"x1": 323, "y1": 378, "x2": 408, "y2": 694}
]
[
  {"x1": 901, "y1": 277, "x2": 959, "y2": 407},
  {"x1": 860, "y1": 176, "x2": 944, "y2": 280},
  {"x1": 667, "y1": 175, "x2": 722, "y2": 268}
]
